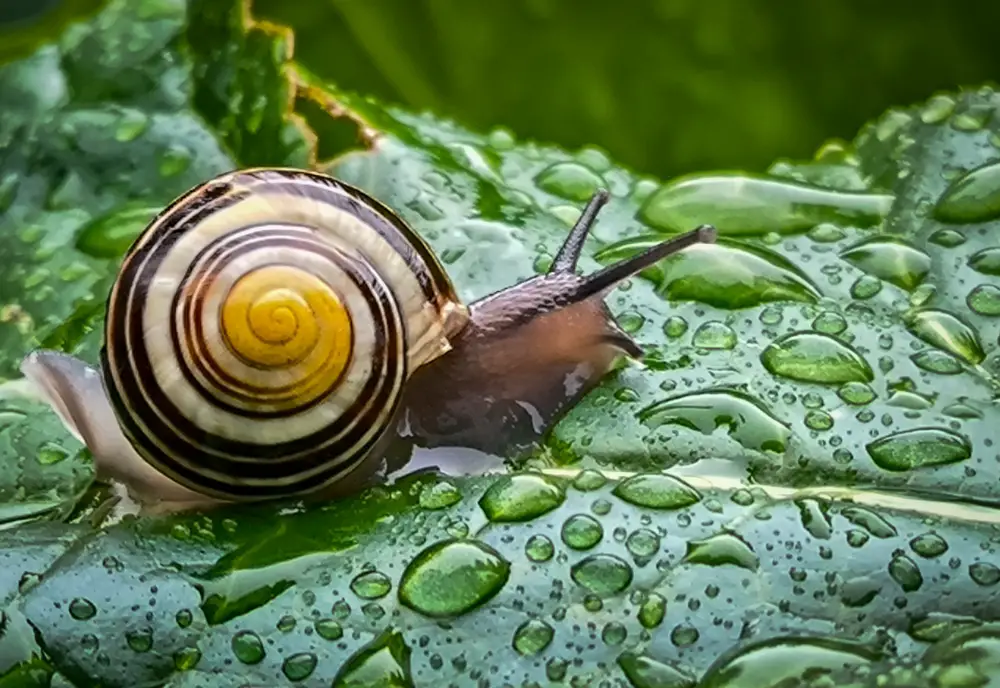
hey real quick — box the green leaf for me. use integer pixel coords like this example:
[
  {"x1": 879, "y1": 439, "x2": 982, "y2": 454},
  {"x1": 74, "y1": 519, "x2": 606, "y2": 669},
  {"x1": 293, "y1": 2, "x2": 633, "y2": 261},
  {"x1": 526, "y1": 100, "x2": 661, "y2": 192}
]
[{"x1": 3, "y1": 0, "x2": 1000, "y2": 685}]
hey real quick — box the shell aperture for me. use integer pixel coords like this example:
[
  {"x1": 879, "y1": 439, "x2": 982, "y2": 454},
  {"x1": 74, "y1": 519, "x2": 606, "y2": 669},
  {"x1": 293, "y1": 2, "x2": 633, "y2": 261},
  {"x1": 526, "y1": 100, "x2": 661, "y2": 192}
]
[{"x1": 101, "y1": 169, "x2": 467, "y2": 501}]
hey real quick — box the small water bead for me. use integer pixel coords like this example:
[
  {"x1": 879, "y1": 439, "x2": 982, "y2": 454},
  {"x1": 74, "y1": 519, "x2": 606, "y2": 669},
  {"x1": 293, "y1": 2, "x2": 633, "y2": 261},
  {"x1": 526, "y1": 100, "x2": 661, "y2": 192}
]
[
  {"x1": 69, "y1": 598, "x2": 96, "y2": 620},
  {"x1": 760, "y1": 306, "x2": 783, "y2": 325},
  {"x1": 591, "y1": 498, "x2": 612, "y2": 516},
  {"x1": 670, "y1": 625, "x2": 700, "y2": 647},
  {"x1": 350, "y1": 570, "x2": 392, "y2": 600},
  {"x1": 534, "y1": 161, "x2": 604, "y2": 202},
  {"x1": 967, "y1": 284, "x2": 1000, "y2": 315},
  {"x1": 909, "y1": 533, "x2": 948, "y2": 558},
  {"x1": 968, "y1": 247, "x2": 1000, "y2": 275},
  {"x1": 612, "y1": 473, "x2": 701, "y2": 510},
  {"x1": 512, "y1": 619, "x2": 554, "y2": 655},
  {"x1": 332, "y1": 629, "x2": 413, "y2": 687},
  {"x1": 626, "y1": 528, "x2": 661, "y2": 561},
  {"x1": 614, "y1": 387, "x2": 641, "y2": 403},
  {"x1": 804, "y1": 410, "x2": 834, "y2": 431},
  {"x1": 572, "y1": 469, "x2": 607, "y2": 491},
  {"x1": 125, "y1": 627, "x2": 153, "y2": 653},
  {"x1": 231, "y1": 630, "x2": 265, "y2": 664},
  {"x1": 929, "y1": 229, "x2": 966, "y2": 247},
  {"x1": 561, "y1": 514, "x2": 604, "y2": 550},
  {"x1": 850, "y1": 275, "x2": 883, "y2": 300},
  {"x1": 315, "y1": 619, "x2": 343, "y2": 641},
  {"x1": 812, "y1": 311, "x2": 847, "y2": 335},
  {"x1": 419, "y1": 480, "x2": 462, "y2": 509},
  {"x1": 638, "y1": 593, "x2": 667, "y2": 628},
  {"x1": 479, "y1": 473, "x2": 565, "y2": 522},
  {"x1": 691, "y1": 321, "x2": 737, "y2": 350},
  {"x1": 584, "y1": 594, "x2": 603, "y2": 612},
  {"x1": 663, "y1": 316, "x2": 688, "y2": 338},
  {"x1": 889, "y1": 554, "x2": 923, "y2": 592},
  {"x1": 546, "y1": 658, "x2": 569, "y2": 682},
  {"x1": 838, "y1": 381, "x2": 876, "y2": 405},
  {"x1": 174, "y1": 647, "x2": 201, "y2": 671},
  {"x1": 969, "y1": 562, "x2": 1000, "y2": 586},
  {"x1": 911, "y1": 350, "x2": 963, "y2": 375},
  {"x1": 281, "y1": 652, "x2": 318, "y2": 681},
  {"x1": 617, "y1": 310, "x2": 645, "y2": 334},
  {"x1": 934, "y1": 159, "x2": 1000, "y2": 224},
  {"x1": 570, "y1": 554, "x2": 633, "y2": 595},
  {"x1": 808, "y1": 223, "x2": 846, "y2": 243},
  {"x1": 175, "y1": 609, "x2": 193, "y2": 628},
  {"x1": 276, "y1": 615, "x2": 296, "y2": 632},
  {"x1": 525, "y1": 534, "x2": 555, "y2": 562},
  {"x1": 602, "y1": 622, "x2": 628, "y2": 646}
]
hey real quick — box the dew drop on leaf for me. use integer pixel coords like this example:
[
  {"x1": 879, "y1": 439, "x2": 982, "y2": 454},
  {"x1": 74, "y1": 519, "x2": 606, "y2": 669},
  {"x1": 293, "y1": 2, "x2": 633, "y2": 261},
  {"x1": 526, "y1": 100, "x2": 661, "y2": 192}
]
[
  {"x1": 839, "y1": 236, "x2": 931, "y2": 291},
  {"x1": 572, "y1": 469, "x2": 607, "y2": 491},
  {"x1": 909, "y1": 533, "x2": 948, "y2": 558},
  {"x1": 638, "y1": 173, "x2": 892, "y2": 235},
  {"x1": 866, "y1": 427, "x2": 972, "y2": 471},
  {"x1": 68, "y1": 598, "x2": 96, "y2": 620},
  {"x1": 795, "y1": 498, "x2": 832, "y2": 540},
  {"x1": 512, "y1": 618, "x2": 554, "y2": 656},
  {"x1": 602, "y1": 622, "x2": 628, "y2": 646},
  {"x1": 967, "y1": 247, "x2": 1000, "y2": 276},
  {"x1": 282, "y1": 652, "x2": 318, "y2": 681},
  {"x1": 812, "y1": 311, "x2": 847, "y2": 335},
  {"x1": 570, "y1": 554, "x2": 633, "y2": 595},
  {"x1": 74, "y1": 203, "x2": 160, "y2": 258},
  {"x1": 611, "y1": 473, "x2": 701, "y2": 510},
  {"x1": 350, "y1": 570, "x2": 392, "y2": 600},
  {"x1": 231, "y1": 630, "x2": 265, "y2": 664},
  {"x1": 903, "y1": 308, "x2": 985, "y2": 365},
  {"x1": 637, "y1": 593, "x2": 667, "y2": 629},
  {"x1": 418, "y1": 480, "x2": 462, "y2": 510},
  {"x1": 525, "y1": 534, "x2": 554, "y2": 562},
  {"x1": 966, "y1": 284, "x2": 1000, "y2": 315},
  {"x1": 626, "y1": 528, "x2": 661, "y2": 561},
  {"x1": 888, "y1": 553, "x2": 924, "y2": 592},
  {"x1": 683, "y1": 532, "x2": 760, "y2": 571},
  {"x1": 617, "y1": 651, "x2": 695, "y2": 688},
  {"x1": 838, "y1": 381, "x2": 876, "y2": 405},
  {"x1": 933, "y1": 160, "x2": 1000, "y2": 224},
  {"x1": 691, "y1": 321, "x2": 737, "y2": 349},
  {"x1": 534, "y1": 161, "x2": 604, "y2": 202},
  {"x1": 663, "y1": 316, "x2": 689, "y2": 338},
  {"x1": 125, "y1": 627, "x2": 153, "y2": 653},
  {"x1": 478, "y1": 473, "x2": 565, "y2": 522},
  {"x1": 173, "y1": 647, "x2": 201, "y2": 671},
  {"x1": 920, "y1": 94, "x2": 957, "y2": 123},
  {"x1": 850, "y1": 274, "x2": 883, "y2": 300},
  {"x1": 969, "y1": 562, "x2": 1000, "y2": 586},
  {"x1": 398, "y1": 539, "x2": 510, "y2": 618},
  {"x1": 911, "y1": 350, "x2": 964, "y2": 375},
  {"x1": 315, "y1": 618, "x2": 343, "y2": 641},
  {"x1": 331, "y1": 628, "x2": 413, "y2": 688},
  {"x1": 561, "y1": 514, "x2": 604, "y2": 550},
  {"x1": 763, "y1": 331, "x2": 873, "y2": 385},
  {"x1": 841, "y1": 506, "x2": 897, "y2": 538}
]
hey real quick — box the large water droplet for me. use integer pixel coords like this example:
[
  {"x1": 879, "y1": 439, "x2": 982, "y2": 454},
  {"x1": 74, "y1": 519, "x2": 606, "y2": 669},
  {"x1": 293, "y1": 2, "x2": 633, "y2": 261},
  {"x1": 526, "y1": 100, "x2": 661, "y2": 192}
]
[
  {"x1": 570, "y1": 554, "x2": 633, "y2": 596},
  {"x1": 909, "y1": 533, "x2": 948, "y2": 559},
  {"x1": 698, "y1": 636, "x2": 882, "y2": 687},
  {"x1": 561, "y1": 514, "x2": 604, "y2": 550},
  {"x1": 969, "y1": 562, "x2": 1000, "y2": 586},
  {"x1": 595, "y1": 239, "x2": 821, "y2": 309},
  {"x1": 611, "y1": 473, "x2": 701, "y2": 510},
  {"x1": 282, "y1": 652, "x2": 318, "y2": 681},
  {"x1": 683, "y1": 533, "x2": 760, "y2": 571},
  {"x1": 911, "y1": 350, "x2": 963, "y2": 375},
  {"x1": 968, "y1": 247, "x2": 1000, "y2": 276},
  {"x1": 478, "y1": 473, "x2": 565, "y2": 522},
  {"x1": 839, "y1": 236, "x2": 931, "y2": 291},
  {"x1": 231, "y1": 630, "x2": 265, "y2": 664},
  {"x1": 639, "y1": 173, "x2": 892, "y2": 235},
  {"x1": 512, "y1": 618, "x2": 554, "y2": 656},
  {"x1": 967, "y1": 284, "x2": 1000, "y2": 315},
  {"x1": 866, "y1": 427, "x2": 971, "y2": 471},
  {"x1": 761, "y1": 331, "x2": 873, "y2": 384},
  {"x1": 398, "y1": 539, "x2": 510, "y2": 618},
  {"x1": 535, "y1": 162, "x2": 605, "y2": 202},
  {"x1": 74, "y1": 203, "x2": 159, "y2": 258},
  {"x1": 903, "y1": 309, "x2": 985, "y2": 365},
  {"x1": 331, "y1": 628, "x2": 413, "y2": 688},
  {"x1": 638, "y1": 389, "x2": 790, "y2": 453},
  {"x1": 933, "y1": 160, "x2": 1000, "y2": 224},
  {"x1": 888, "y1": 553, "x2": 923, "y2": 592},
  {"x1": 618, "y1": 651, "x2": 696, "y2": 688}
]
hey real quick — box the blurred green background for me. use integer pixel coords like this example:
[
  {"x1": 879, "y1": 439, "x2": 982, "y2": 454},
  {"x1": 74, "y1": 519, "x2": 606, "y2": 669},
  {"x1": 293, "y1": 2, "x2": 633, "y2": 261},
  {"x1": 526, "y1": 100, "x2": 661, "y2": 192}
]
[{"x1": 5, "y1": 0, "x2": 1000, "y2": 180}]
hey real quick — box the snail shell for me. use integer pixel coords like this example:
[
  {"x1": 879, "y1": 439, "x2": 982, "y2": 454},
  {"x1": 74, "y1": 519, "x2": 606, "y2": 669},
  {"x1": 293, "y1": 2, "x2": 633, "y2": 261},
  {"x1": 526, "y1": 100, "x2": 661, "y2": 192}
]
[
  {"x1": 103, "y1": 167, "x2": 467, "y2": 502},
  {"x1": 22, "y1": 167, "x2": 716, "y2": 511}
]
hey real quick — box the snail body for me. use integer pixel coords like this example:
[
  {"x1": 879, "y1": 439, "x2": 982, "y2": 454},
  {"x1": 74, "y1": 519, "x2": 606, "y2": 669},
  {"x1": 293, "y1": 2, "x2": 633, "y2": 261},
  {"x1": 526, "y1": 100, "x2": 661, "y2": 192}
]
[{"x1": 22, "y1": 168, "x2": 715, "y2": 513}]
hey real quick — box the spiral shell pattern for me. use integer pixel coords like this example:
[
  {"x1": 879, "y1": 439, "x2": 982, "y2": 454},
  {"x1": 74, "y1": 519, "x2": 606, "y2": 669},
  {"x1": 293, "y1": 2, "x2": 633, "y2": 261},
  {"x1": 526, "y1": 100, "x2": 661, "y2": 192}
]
[{"x1": 102, "y1": 168, "x2": 467, "y2": 500}]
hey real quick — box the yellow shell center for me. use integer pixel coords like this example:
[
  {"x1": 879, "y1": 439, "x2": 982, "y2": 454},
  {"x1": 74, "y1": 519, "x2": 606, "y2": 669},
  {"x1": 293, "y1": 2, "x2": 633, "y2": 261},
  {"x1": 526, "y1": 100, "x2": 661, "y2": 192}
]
[{"x1": 220, "y1": 265, "x2": 353, "y2": 401}]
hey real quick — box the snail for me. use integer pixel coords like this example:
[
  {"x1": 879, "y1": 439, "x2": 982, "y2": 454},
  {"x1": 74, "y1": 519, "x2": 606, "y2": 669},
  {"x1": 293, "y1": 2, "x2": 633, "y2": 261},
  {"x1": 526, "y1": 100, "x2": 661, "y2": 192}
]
[{"x1": 21, "y1": 167, "x2": 716, "y2": 513}]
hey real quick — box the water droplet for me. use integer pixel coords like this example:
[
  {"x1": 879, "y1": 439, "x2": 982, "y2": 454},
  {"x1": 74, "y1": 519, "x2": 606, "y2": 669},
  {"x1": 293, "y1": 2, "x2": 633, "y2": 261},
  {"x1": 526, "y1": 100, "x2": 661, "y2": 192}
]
[
  {"x1": 888, "y1": 553, "x2": 923, "y2": 592},
  {"x1": 279, "y1": 615, "x2": 296, "y2": 633},
  {"x1": 617, "y1": 310, "x2": 645, "y2": 334},
  {"x1": 639, "y1": 390, "x2": 790, "y2": 453},
  {"x1": 114, "y1": 108, "x2": 149, "y2": 142},
  {"x1": 866, "y1": 427, "x2": 971, "y2": 471},
  {"x1": 512, "y1": 619, "x2": 554, "y2": 656},
  {"x1": 850, "y1": 274, "x2": 883, "y2": 300},
  {"x1": 842, "y1": 506, "x2": 897, "y2": 538},
  {"x1": 761, "y1": 331, "x2": 873, "y2": 384},
  {"x1": 968, "y1": 247, "x2": 1000, "y2": 276},
  {"x1": 691, "y1": 321, "x2": 736, "y2": 349},
  {"x1": 69, "y1": 598, "x2": 96, "y2": 620},
  {"x1": 617, "y1": 651, "x2": 695, "y2": 688},
  {"x1": 561, "y1": 514, "x2": 603, "y2": 550},
  {"x1": 663, "y1": 316, "x2": 688, "y2": 338},
  {"x1": 159, "y1": 145, "x2": 192, "y2": 178},
  {"x1": 934, "y1": 160, "x2": 1000, "y2": 223},
  {"x1": 525, "y1": 534, "x2": 554, "y2": 562},
  {"x1": 173, "y1": 646, "x2": 201, "y2": 671},
  {"x1": 36, "y1": 442, "x2": 70, "y2": 465},
  {"x1": 175, "y1": 609, "x2": 192, "y2": 628},
  {"x1": 479, "y1": 473, "x2": 565, "y2": 522},
  {"x1": 911, "y1": 350, "x2": 963, "y2": 375},
  {"x1": 840, "y1": 236, "x2": 931, "y2": 291},
  {"x1": 231, "y1": 630, "x2": 265, "y2": 664},
  {"x1": 910, "y1": 533, "x2": 948, "y2": 558},
  {"x1": 331, "y1": 629, "x2": 412, "y2": 688},
  {"x1": 670, "y1": 625, "x2": 700, "y2": 647},
  {"x1": 683, "y1": 532, "x2": 759, "y2": 571},
  {"x1": 796, "y1": 498, "x2": 832, "y2": 539},
  {"x1": 626, "y1": 528, "x2": 661, "y2": 562},
  {"x1": 838, "y1": 381, "x2": 876, "y2": 405},
  {"x1": 74, "y1": 203, "x2": 160, "y2": 258},
  {"x1": 808, "y1": 223, "x2": 846, "y2": 242},
  {"x1": 351, "y1": 570, "x2": 392, "y2": 600},
  {"x1": 546, "y1": 657, "x2": 568, "y2": 682},
  {"x1": 639, "y1": 173, "x2": 893, "y2": 235},
  {"x1": 637, "y1": 593, "x2": 666, "y2": 629},
  {"x1": 570, "y1": 554, "x2": 633, "y2": 596},
  {"x1": 929, "y1": 229, "x2": 966, "y2": 247},
  {"x1": 315, "y1": 618, "x2": 343, "y2": 640},
  {"x1": 125, "y1": 627, "x2": 153, "y2": 652},
  {"x1": 534, "y1": 162, "x2": 604, "y2": 202},
  {"x1": 572, "y1": 469, "x2": 607, "y2": 491},
  {"x1": 969, "y1": 562, "x2": 1000, "y2": 586},
  {"x1": 967, "y1": 284, "x2": 1000, "y2": 315},
  {"x1": 418, "y1": 480, "x2": 461, "y2": 509},
  {"x1": 611, "y1": 473, "x2": 701, "y2": 510},
  {"x1": 903, "y1": 309, "x2": 984, "y2": 365},
  {"x1": 698, "y1": 636, "x2": 882, "y2": 686},
  {"x1": 602, "y1": 622, "x2": 628, "y2": 646},
  {"x1": 921, "y1": 94, "x2": 957, "y2": 123},
  {"x1": 398, "y1": 539, "x2": 510, "y2": 618},
  {"x1": 804, "y1": 410, "x2": 833, "y2": 431},
  {"x1": 812, "y1": 311, "x2": 847, "y2": 335},
  {"x1": 281, "y1": 652, "x2": 318, "y2": 681}
]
